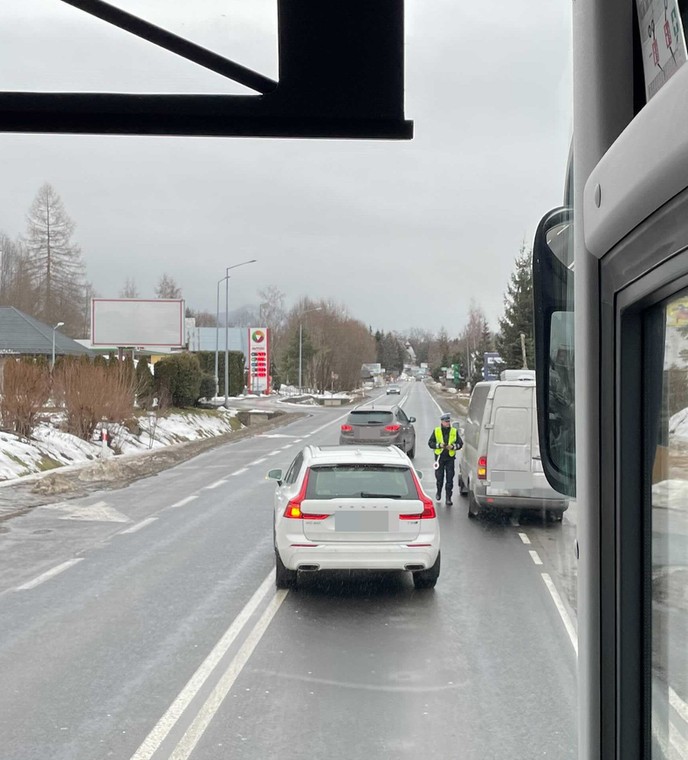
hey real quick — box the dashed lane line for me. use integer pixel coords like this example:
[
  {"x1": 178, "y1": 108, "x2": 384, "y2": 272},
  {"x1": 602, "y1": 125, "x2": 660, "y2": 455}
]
[
  {"x1": 170, "y1": 496, "x2": 198, "y2": 509},
  {"x1": 518, "y1": 532, "x2": 531, "y2": 544},
  {"x1": 204, "y1": 479, "x2": 227, "y2": 490},
  {"x1": 15, "y1": 559, "x2": 84, "y2": 591},
  {"x1": 230, "y1": 468, "x2": 248, "y2": 476},
  {"x1": 251, "y1": 458, "x2": 267, "y2": 466},
  {"x1": 529, "y1": 550, "x2": 543, "y2": 565},
  {"x1": 119, "y1": 518, "x2": 158, "y2": 535}
]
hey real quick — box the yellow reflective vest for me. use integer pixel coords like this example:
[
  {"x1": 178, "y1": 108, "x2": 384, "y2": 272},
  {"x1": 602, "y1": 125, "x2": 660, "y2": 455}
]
[{"x1": 434, "y1": 426, "x2": 457, "y2": 456}]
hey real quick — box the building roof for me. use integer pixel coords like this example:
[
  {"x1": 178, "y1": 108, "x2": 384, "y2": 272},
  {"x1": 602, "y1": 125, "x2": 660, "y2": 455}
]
[{"x1": 0, "y1": 307, "x2": 93, "y2": 357}]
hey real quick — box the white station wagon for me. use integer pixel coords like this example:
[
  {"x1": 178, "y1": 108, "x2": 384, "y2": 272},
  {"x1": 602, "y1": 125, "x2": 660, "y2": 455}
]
[{"x1": 268, "y1": 445, "x2": 440, "y2": 590}]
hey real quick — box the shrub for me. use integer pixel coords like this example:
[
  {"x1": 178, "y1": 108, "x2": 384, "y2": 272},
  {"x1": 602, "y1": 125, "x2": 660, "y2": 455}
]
[
  {"x1": 0, "y1": 358, "x2": 51, "y2": 437},
  {"x1": 154, "y1": 353, "x2": 203, "y2": 408},
  {"x1": 135, "y1": 356, "x2": 155, "y2": 408},
  {"x1": 195, "y1": 350, "x2": 245, "y2": 396},
  {"x1": 199, "y1": 373, "x2": 216, "y2": 401},
  {"x1": 52, "y1": 359, "x2": 137, "y2": 440}
]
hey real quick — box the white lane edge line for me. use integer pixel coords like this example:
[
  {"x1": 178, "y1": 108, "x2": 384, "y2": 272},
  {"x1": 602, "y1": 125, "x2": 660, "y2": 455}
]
[
  {"x1": 518, "y1": 532, "x2": 531, "y2": 545},
  {"x1": 280, "y1": 445, "x2": 292, "y2": 450},
  {"x1": 120, "y1": 518, "x2": 158, "y2": 535},
  {"x1": 169, "y1": 589, "x2": 288, "y2": 760},
  {"x1": 309, "y1": 409, "x2": 352, "y2": 436},
  {"x1": 541, "y1": 572, "x2": 578, "y2": 656},
  {"x1": 293, "y1": 439, "x2": 303, "y2": 443},
  {"x1": 171, "y1": 496, "x2": 198, "y2": 509},
  {"x1": 529, "y1": 549, "x2": 543, "y2": 565},
  {"x1": 669, "y1": 685, "x2": 688, "y2": 725},
  {"x1": 230, "y1": 468, "x2": 248, "y2": 476},
  {"x1": 251, "y1": 458, "x2": 267, "y2": 466},
  {"x1": 204, "y1": 479, "x2": 227, "y2": 490},
  {"x1": 268, "y1": 451, "x2": 280, "y2": 457},
  {"x1": 15, "y1": 559, "x2": 84, "y2": 591},
  {"x1": 129, "y1": 571, "x2": 274, "y2": 760}
]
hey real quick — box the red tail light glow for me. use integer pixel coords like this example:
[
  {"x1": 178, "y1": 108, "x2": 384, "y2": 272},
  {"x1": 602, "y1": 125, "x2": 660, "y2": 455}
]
[
  {"x1": 478, "y1": 456, "x2": 487, "y2": 479},
  {"x1": 384, "y1": 424, "x2": 401, "y2": 432},
  {"x1": 340, "y1": 424, "x2": 353, "y2": 432},
  {"x1": 400, "y1": 469, "x2": 437, "y2": 520},
  {"x1": 283, "y1": 470, "x2": 328, "y2": 520}
]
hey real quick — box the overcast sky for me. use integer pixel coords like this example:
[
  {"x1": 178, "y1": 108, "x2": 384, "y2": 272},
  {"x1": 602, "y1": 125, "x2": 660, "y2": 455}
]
[{"x1": 0, "y1": 0, "x2": 571, "y2": 336}]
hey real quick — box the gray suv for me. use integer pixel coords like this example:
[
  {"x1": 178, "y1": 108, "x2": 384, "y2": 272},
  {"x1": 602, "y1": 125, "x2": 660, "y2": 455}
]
[{"x1": 339, "y1": 405, "x2": 416, "y2": 458}]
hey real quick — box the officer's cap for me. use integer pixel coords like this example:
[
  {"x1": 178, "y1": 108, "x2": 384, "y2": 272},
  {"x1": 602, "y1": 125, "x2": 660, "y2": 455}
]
[{"x1": 440, "y1": 413, "x2": 451, "y2": 422}]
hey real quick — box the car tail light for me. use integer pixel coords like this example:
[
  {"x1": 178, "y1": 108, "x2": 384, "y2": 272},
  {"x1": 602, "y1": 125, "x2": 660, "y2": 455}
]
[
  {"x1": 400, "y1": 470, "x2": 437, "y2": 520},
  {"x1": 384, "y1": 424, "x2": 401, "y2": 432},
  {"x1": 340, "y1": 424, "x2": 353, "y2": 432},
  {"x1": 283, "y1": 470, "x2": 328, "y2": 520},
  {"x1": 478, "y1": 456, "x2": 487, "y2": 479}
]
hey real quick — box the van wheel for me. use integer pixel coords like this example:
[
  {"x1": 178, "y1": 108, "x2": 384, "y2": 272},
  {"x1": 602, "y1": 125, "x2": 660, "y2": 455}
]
[
  {"x1": 467, "y1": 492, "x2": 479, "y2": 519},
  {"x1": 413, "y1": 552, "x2": 440, "y2": 589},
  {"x1": 547, "y1": 510, "x2": 563, "y2": 523},
  {"x1": 407, "y1": 443, "x2": 415, "y2": 459},
  {"x1": 275, "y1": 551, "x2": 297, "y2": 589},
  {"x1": 458, "y1": 476, "x2": 468, "y2": 496}
]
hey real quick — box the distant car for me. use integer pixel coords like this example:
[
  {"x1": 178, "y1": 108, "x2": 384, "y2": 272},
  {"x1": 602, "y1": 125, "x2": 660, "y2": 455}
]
[
  {"x1": 339, "y1": 405, "x2": 416, "y2": 458},
  {"x1": 386, "y1": 384, "x2": 401, "y2": 395},
  {"x1": 268, "y1": 445, "x2": 440, "y2": 590}
]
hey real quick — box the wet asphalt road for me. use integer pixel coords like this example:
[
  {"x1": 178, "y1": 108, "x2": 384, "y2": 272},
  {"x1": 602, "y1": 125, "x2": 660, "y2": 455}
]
[{"x1": 0, "y1": 383, "x2": 577, "y2": 760}]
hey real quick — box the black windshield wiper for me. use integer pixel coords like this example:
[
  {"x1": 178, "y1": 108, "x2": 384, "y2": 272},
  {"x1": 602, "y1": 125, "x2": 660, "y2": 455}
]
[{"x1": 360, "y1": 492, "x2": 402, "y2": 499}]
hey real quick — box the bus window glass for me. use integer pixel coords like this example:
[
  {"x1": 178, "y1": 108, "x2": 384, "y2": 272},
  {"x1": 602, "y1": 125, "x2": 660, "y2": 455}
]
[{"x1": 649, "y1": 291, "x2": 688, "y2": 758}]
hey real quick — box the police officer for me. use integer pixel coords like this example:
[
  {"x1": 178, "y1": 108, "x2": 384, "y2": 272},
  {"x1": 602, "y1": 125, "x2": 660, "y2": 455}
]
[{"x1": 427, "y1": 412, "x2": 463, "y2": 506}]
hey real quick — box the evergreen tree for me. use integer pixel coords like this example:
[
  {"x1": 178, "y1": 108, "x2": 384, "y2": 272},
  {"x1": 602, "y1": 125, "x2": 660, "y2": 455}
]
[{"x1": 496, "y1": 244, "x2": 534, "y2": 370}]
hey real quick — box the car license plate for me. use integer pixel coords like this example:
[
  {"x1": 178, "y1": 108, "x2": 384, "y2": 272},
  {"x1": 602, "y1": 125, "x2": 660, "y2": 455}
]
[{"x1": 335, "y1": 512, "x2": 389, "y2": 532}]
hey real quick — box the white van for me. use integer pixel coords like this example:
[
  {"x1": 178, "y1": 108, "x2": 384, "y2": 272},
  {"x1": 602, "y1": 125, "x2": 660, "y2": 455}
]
[{"x1": 458, "y1": 375, "x2": 569, "y2": 520}]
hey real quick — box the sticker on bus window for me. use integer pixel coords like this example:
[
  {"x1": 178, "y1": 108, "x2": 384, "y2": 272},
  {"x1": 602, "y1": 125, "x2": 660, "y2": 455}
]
[{"x1": 635, "y1": 0, "x2": 687, "y2": 99}]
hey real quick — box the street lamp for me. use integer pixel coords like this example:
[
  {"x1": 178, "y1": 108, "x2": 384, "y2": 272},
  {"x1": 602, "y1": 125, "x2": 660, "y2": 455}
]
[
  {"x1": 299, "y1": 307, "x2": 322, "y2": 393},
  {"x1": 215, "y1": 259, "x2": 256, "y2": 406},
  {"x1": 51, "y1": 321, "x2": 64, "y2": 370}
]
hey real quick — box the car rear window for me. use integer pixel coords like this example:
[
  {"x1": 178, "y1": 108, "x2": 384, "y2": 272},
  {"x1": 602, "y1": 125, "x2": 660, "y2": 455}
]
[
  {"x1": 348, "y1": 411, "x2": 394, "y2": 424},
  {"x1": 306, "y1": 465, "x2": 417, "y2": 499}
]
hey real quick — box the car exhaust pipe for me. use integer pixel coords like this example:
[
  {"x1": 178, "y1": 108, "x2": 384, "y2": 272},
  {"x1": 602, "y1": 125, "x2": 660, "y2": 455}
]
[
  {"x1": 298, "y1": 564, "x2": 320, "y2": 572},
  {"x1": 405, "y1": 564, "x2": 425, "y2": 571}
]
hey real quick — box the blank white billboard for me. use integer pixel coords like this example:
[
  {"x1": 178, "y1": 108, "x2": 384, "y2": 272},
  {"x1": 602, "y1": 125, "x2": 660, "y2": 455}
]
[{"x1": 91, "y1": 299, "x2": 184, "y2": 347}]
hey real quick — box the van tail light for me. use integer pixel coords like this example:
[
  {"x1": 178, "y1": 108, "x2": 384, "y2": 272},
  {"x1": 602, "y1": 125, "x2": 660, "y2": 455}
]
[
  {"x1": 340, "y1": 424, "x2": 353, "y2": 432},
  {"x1": 384, "y1": 424, "x2": 401, "y2": 433},
  {"x1": 478, "y1": 456, "x2": 487, "y2": 480},
  {"x1": 400, "y1": 470, "x2": 437, "y2": 520},
  {"x1": 283, "y1": 470, "x2": 328, "y2": 520}
]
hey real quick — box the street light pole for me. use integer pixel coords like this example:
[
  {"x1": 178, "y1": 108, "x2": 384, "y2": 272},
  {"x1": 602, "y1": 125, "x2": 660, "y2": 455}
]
[
  {"x1": 214, "y1": 277, "x2": 222, "y2": 397},
  {"x1": 222, "y1": 259, "x2": 257, "y2": 406},
  {"x1": 298, "y1": 306, "x2": 322, "y2": 394},
  {"x1": 51, "y1": 321, "x2": 64, "y2": 370}
]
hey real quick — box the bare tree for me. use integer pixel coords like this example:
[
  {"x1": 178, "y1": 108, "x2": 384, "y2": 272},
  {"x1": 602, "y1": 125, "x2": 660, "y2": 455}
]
[
  {"x1": 155, "y1": 273, "x2": 182, "y2": 299},
  {"x1": 0, "y1": 233, "x2": 35, "y2": 312},
  {"x1": 185, "y1": 308, "x2": 216, "y2": 326},
  {"x1": 24, "y1": 183, "x2": 85, "y2": 334},
  {"x1": 0, "y1": 359, "x2": 51, "y2": 438},
  {"x1": 120, "y1": 277, "x2": 139, "y2": 298}
]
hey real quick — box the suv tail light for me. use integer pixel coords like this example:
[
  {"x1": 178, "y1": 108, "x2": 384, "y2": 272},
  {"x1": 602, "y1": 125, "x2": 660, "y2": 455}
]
[
  {"x1": 340, "y1": 424, "x2": 353, "y2": 432},
  {"x1": 384, "y1": 424, "x2": 401, "y2": 432},
  {"x1": 478, "y1": 456, "x2": 487, "y2": 479},
  {"x1": 283, "y1": 470, "x2": 328, "y2": 520},
  {"x1": 400, "y1": 470, "x2": 437, "y2": 520}
]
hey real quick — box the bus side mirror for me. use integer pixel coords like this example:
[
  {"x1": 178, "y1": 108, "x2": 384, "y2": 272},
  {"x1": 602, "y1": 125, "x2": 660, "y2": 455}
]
[{"x1": 533, "y1": 206, "x2": 576, "y2": 498}]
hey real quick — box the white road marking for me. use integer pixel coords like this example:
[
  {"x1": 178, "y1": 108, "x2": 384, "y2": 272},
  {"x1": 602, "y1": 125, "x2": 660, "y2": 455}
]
[
  {"x1": 293, "y1": 439, "x2": 303, "y2": 444},
  {"x1": 518, "y1": 532, "x2": 531, "y2": 544},
  {"x1": 129, "y1": 571, "x2": 275, "y2": 760},
  {"x1": 268, "y1": 451, "x2": 280, "y2": 457},
  {"x1": 230, "y1": 468, "x2": 248, "y2": 476},
  {"x1": 119, "y1": 518, "x2": 157, "y2": 535},
  {"x1": 15, "y1": 559, "x2": 84, "y2": 591},
  {"x1": 170, "y1": 496, "x2": 198, "y2": 509},
  {"x1": 44, "y1": 501, "x2": 131, "y2": 523},
  {"x1": 280, "y1": 445, "x2": 292, "y2": 450},
  {"x1": 309, "y1": 410, "x2": 352, "y2": 436},
  {"x1": 669, "y1": 685, "x2": 688, "y2": 725},
  {"x1": 529, "y1": 550, "x2": 543, "y2": 565},
  {"x1": 541, "y1": 573, "x2": 578, "y2": 656},
  {"x1": 204, "y1": 479, "x2": 227, "y2": 490},
  {"x1": 169, "y1": 589, "x2": 288, "y2": 760},
  {"x1": 252, "y1": 458, "x2": 267, "y2": 466}
]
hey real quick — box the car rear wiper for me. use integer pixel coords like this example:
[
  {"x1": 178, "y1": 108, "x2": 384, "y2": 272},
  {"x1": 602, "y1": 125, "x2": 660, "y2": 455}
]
[{"x1": 360, "y1": 492, "x2": 402, "y2": 499}]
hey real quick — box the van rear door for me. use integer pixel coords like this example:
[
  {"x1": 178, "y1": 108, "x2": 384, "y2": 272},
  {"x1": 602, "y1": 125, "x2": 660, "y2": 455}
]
[{"x1": 486, "y1": 385, "x2": 533, "y2": 496}]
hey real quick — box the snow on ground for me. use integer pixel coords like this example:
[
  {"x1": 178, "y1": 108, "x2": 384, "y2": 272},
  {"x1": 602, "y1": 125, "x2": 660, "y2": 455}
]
[{"x1": 0, "y1": 409, "x2": 241, "y2": 482}]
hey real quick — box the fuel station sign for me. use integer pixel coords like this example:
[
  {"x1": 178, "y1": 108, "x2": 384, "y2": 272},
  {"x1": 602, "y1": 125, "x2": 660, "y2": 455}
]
[{"x1": 248, "y1": 327, "x2": 270, "y2": 394}]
